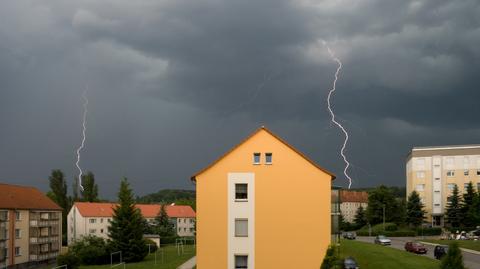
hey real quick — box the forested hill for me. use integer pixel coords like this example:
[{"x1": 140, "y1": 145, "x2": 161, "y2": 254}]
[
  {"x1": 136, "y1": 189, "x2": 196, "y2": 209},
  {"x1": 349, "y1": 186, "x2": 406, "y2": 199}
]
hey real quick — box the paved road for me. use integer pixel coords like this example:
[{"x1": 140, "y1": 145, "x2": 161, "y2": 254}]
[{"x1": 356, "y1": 236, "x2": 480, "y2": 269}]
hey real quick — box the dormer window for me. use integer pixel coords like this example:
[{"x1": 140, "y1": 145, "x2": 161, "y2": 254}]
[
  {"x1": 253, "y1": 153, "x2": 260, "y2": 164},
  {"x1": 265, "y1": 153, "x2": 272, "y2": 164}
]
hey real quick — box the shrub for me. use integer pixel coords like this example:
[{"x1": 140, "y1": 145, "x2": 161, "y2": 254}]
[
  {"x1": 69, "y1": 235, "x2": 110, "y2": 265},
  {"x1": 321, "y1": 245, "x2": 340, "y2": 269},
  {"x1": 416, "y1": 227, "x2": 442, "y2": 236},
  {"x1": 160, "y1": 236, "x2": 179, "y2": 245},
  {"x1": 57, "y1": 252, "x2": 81, "y2": 269},
  {"x1": 385, "y1": 223, "x2": 398, "y2": 231},
  {"x1": 440, "y1": 242, "x2": 465, "y2": 269}
]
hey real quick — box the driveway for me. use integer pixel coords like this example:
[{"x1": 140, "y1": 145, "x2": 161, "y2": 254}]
[{"x1": 356, "y1": 236, "x2": 480, "y2": 269}]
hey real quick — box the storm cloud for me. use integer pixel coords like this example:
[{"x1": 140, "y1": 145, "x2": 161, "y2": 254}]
[{"x1": 1, "y1": 0, "x2": 479, "y2": 198}]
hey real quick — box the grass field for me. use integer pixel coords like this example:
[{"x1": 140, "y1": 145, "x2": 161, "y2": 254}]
[
  {"x1": 339, "y1": 240, "x2": 440, "y2": 269},
  {"x1": 79, "y1": 245, "x2": 195, "y2": 269},
  {"x1": 423, "y1": 239, "x2": 480, "y2": 252}
]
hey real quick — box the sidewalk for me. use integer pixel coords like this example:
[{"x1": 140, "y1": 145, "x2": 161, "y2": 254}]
[{"x1": 177, "y1": 256, "x2": 196, "y2": 269}]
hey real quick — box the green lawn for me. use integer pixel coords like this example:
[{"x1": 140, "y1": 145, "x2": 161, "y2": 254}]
[
  {"x1": 339, "y1": 240, "x2": 439, "y2": 269},
  {"x1": 422, "y1": 239, "x2": 480, "y2": 252},
  {"x1": 79, "y1": 245, "x2": 195, "y2": 269}
]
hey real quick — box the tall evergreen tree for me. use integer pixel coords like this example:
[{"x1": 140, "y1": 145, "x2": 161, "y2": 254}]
[
  {"x1": 48, "y1": 169, "x2": 70, "y2": 244},
  {"x1": 461, "y1": 182, "x2": 478, "y2": 227},
  {"x1": 154, "y1": 204, "x2": 175, "y2": 237},
  {"x1": 366, "y1": 185, "x2": 399, "y2": 224},
  {"x1": 440, "y1": 242, "x2": 465, "y2": 269},
  {"x1": 353, "y1": 206, "x2": 367, "y2": 229},
  {"x1": 406, "y1": 191, "x2": 426, "y2": 227},
  {"x1": 81, "y1": 172, "x2": 99, "y2": 202},
  {"x1": 446, "y1": 185, "x2": 462, "y2": 228},
  {"x1": 108, "y1": 178, "x2": 148, "y2": 262}
]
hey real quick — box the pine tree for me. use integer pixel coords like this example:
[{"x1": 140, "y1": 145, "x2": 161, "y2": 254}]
[
  {"x1": 154, "y1": 204, "x2": 175, "y2": 237},
  {"x1": 108, "y1": 178, "x2": 148, "y2": 262},
  {"x1": 461, "y1": 182, "x2": 478, "y2": 227},
  {"x1": 406, "y1": 191, "x2": 426, "y2": 227},
  {"x1": 446, "y1": 185, "x2": 462, "y2": 228},
  {"x1": 81, "y1": 172, "x2": 99, "y2": 202},
  {"x1": 353, "y1": 206, "x2": 367, "y2": 229},
  {"x1": 440, "y1": 242, "x2": 465, "y2": 269}
]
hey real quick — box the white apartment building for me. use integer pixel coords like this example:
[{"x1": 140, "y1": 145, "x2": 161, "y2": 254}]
[
  {"x1": 340, "y1": 190, "x2": 368, "y2": 223},
  {"x1": 406, "y1": 145, "x2": 480, "y2": 226},
  {"x1": 68, "y1": 202, "x2": 195, "y2": 245}
]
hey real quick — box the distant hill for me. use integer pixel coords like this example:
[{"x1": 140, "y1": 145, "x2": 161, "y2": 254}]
[
  {"x1": 136, "y1": 189, "x2": 196, "y2": 210},
  {"x1": 349, "y1": 186, "x2": 406, "y2": 199}
]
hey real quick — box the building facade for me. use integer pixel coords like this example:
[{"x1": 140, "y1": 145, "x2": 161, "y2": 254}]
[
  {"x1": 193, "y1": 127, "x2": 336, "y2": 269},
  {"x1": 0, "y1": 183, "x2": 62, "y2": 269},
  {"x1": 340, "y1": 190, "x2": 368, "y2": 223},
  {"x1": 406, "y1": 145, "x2": 480, "y2": 226},
  {"x1": 67, "y1": 202, "x2": 195, "y2": 244}
]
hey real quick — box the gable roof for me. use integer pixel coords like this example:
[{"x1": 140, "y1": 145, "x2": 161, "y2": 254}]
[
  {"x1": 340, "y1": 190, "x2": 368, "y2": 203},
  {"x1": 0, "y1": 183, "x2": 62, "y2": 210},
  {"x1": 191, "y1": 126, "x2": 336, "y2": 181},
  {"x1": 73, "y1": 202, "x2": 196, "y2": 218}
]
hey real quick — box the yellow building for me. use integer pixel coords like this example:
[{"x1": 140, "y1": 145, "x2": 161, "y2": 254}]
[
  {"x1": 192, "y1": 127, "x2": 335, "y2": 269},
  {"x1": 406, "y1": 145, "x2": 480, "y2": 226}
]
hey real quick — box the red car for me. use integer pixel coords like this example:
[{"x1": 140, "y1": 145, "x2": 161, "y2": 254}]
[{"x1": 404, "y1": 242, "x2": 428, "y2": 254}]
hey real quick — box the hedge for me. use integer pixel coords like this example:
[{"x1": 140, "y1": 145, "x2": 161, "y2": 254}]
[
  {"x1": 416, "y1": 227, "x2": 442, "y2": 236},
  {"x1": 356, "y1": 230, "x2": 416, "y2": 237}
]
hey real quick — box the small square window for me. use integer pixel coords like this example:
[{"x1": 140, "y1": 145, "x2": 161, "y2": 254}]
[
  {"x1": 235, "y1": 184, "x2": 248, "y2": 200},
  {"x1": 89, "y1": 218, "x2": 96, "y2": 224},
  {"x1": 89, "y1": 229, "x2": 96, "y2": 234},
  {"x1": 448, "y1": 183, "x2": 456, "y2": 191},
  {"x1": 464, "y1": 170, "x2": 469, "y2": 176},
  {"x1": 14, "y1": 247, "x2": 20, "y2": 257},
  {"x1": 477, "y1": 170, "x2": 480, "y2": 176},
  {"x1": 253, "y1": 153, "x2": 260, "y2": 164},
  {"x1": 447, "y1": 170, "x2": 455, "y2": 177},
  {"x1": 235, "y1": 255, "x2": 248, "y2": 269},
  {"x1": 100, "y1": 229, "x2": 104, "y2": 233},
  {"x1": 15, "y1": 211, "x2": 21, "y2": 221},
  {"x1": 464, "y1": 183, "x2": 469, "y2": 189},
  {"x1": 235, "y1": 219, "x2": 248, "y2": 237},
  {"x1": 265, "y1": 153, "x2": 272, "y2": 164},
  {"x1": 15, "y1": 229, "x2": 21, "y2": 239}
]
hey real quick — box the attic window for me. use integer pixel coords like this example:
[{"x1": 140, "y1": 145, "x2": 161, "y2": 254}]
[
  {"x1": 265, "y1": 153, "x2": 272, "y2": 164},
  {"x1": 253, "y1": 153, "x2": 260, "y2": 164}
]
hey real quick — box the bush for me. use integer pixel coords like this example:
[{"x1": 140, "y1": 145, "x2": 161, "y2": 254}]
[
  {"x1": 385, "y1": 223, "x2": 398, "y2": 231},
  {"x1": 321, "y1": 245, "x2": 340, "y2": 269},
  {"x1": 57, "y1": 252, "x2": 80, "y2": 269},
  {"x1": 416, "y1": 227, "x2": 442, "y2": 236},
  {"x1": 160, "y1": 236, "x2": 179, "y2": 245},
  {"x1": 144, "y1": 239, "x2": 158, "y2": 252},
  {"x1": 440, "y1": 242, "x2": 465, "y2": 269},
  {"x1": 69, "y1": 235, "x2": 110, "y2": 265}
]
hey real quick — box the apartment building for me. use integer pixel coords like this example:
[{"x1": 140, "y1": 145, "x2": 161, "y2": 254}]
[
  {"x1": 340, "y1": 190, "x2": 368, "y2": 223},
  {"x1": 0, "y1": 183, "x2": 62, "y2": 269},
  {"x1": 406, "y1": 144, "x2": 480, "y2": 226},
  {"x1": 67, "y1": 202, "x2": 195, "y2": 244},
  {"x1": 193, "y1": 126, "x2": 336, "y2": 269}
]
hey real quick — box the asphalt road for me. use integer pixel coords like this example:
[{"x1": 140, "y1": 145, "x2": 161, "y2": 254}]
[{"x1": 356, "y1": 236, "x2": 480, "y2": 269}]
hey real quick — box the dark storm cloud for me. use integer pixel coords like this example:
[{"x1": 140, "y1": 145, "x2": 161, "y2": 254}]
[{"x1": 0, "y1": 0, "x2": 479, "y2": 197}]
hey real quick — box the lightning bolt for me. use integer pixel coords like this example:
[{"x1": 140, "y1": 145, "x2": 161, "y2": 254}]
[
  {"x1": 324, "y1": 42, "x2": 353, "y2": 189},
  {"x1": 75, "y1": 89, "x2": 88, "y2": 192}
]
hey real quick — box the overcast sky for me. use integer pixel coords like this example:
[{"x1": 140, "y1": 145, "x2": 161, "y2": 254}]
[{"x1": 1, "y1": 0, "x2": 479, "y2": 199}]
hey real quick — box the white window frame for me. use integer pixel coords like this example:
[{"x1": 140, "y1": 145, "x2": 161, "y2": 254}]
[
  {"x1": 234, "y1": 219, "x2": 248, "y2": 237},
  {"x1": 416, "y1": 184, "x2": 425, "y2": 192},
  {"x1": 235, "y1": 183, "x2": 248, "y2": 201},
  {"x1": 234, "y1": 255, "x2": 248, "y2": 269},
  {"x1": 14, "y1": 247, "x2": 21, "y2": 257},
  {"x1": 265, "y1": 153, "x2": 272, "y2": 165},
  {"x1": 15, "y1": 211, "x2": 21, "y2": 221},
  {"x1": 89, "y1": 218, "x2": 96, "y2": 224},
  {"x1": 253, "y1": 153, "x2": 261, "y2": 165},
  {"x1": 447, "y1": 170, "x2": 455, "y2": 177},
  {"x1": 15, "y1": 229, "x2": 21, "y2": 239}
]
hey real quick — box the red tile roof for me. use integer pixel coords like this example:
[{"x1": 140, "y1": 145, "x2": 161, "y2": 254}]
[
  {"x1": 0, "y1": 183, "x2": 62, "y2": 210},
  {"x1": 74, "y1": 202, "x2": 196, "y2": 218},
  {"x1": 340, "y1": 190, "x2": 369, "y2": 203}
]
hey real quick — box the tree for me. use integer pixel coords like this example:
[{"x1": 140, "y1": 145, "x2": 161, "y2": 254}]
[
  {"x1": 81, "y1": 172, "x2": 99, "y2": 202},
  {"x1": 154, "y1": 204, "x2": 175, "y2": 237},
  {"x1": 353, "y1": 205, "x2": 367, "y2": 229},
  {"x1": 461, "y1": 182, "x2": 479, "y2": 227},
  {"x1": 48, "y1": 169, "x2": 70, "y2": 245},
  {"x1": 366, "y1": 185, "x2": 400, "y2": 225},
  {"x1": 445, "y1": 185, "x2": 462, "y2": 228},
  {"x1": 406, "y1": 191, "x2": 426, "y2": 227},
  {"x1": 72, "y1": 177, "x2": 79, "y2": 202},
  {"x1": 108, "y1": 178, "x2": 148, "y2": 262},
  {"x1": 440, "y1": 242, "x2": 465, "y2": 269}
]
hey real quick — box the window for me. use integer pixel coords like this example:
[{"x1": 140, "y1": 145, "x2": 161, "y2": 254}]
[
  {"x1": 100, "y1": 229, "x2": 104, "y2": 233},
  {"x1": 235, "y1": 219, "x2": 248, "y2": 237},
  {"x1": 477, "y1": 170, "x2": 480, "y2": 176},
  {"x1": 184, "y1": 219, "x2": 186, "y2": 223},
  {"x1": 89, "y1": 229, "x2": 96, "y2": 234},
  {"x1": 447, "y1": 170, "x2": 455, "y2": 177},
  {"x1": 178, "y1": 218, "x2": 181, "y2": 223},
  {"x1": 416, "y1": 184, "x2": 425, "y2": 191},
  {"x1": 14, "y1": 247, "x2": 20, "y2": 257},
  {"x1": 89, "y1": 219, "x2": 96, "y2": 224},
  {"x1": 190, "y1": 219, "x2": 194, "y2": 223},
  {"x1": 477, "y1": 183, "x2": 480, "y2": 190},
  {"x1": 464, "y1": 183, "x2": 470, "y2": 189},
  {"x1": 190, "y1": 228, "x2": 194, "y2": 232},
  {"x1": 15, "y1": 229, "x2": 21, "y2": 239},
  {"x1": 464, "y1": 170, "x2": 469, "y2": 176},
  {"x1": 434, "y1": 204, "x2": 440, "y2": 207},
  {"x1": 178, "y1": 228, "x2": 181, "y2": 233},
  {"x1": 184, "y1": 228, "x2": 186, "y2": 232},
  {"x1": 416, "y1": 171, "x2": 425, "y2": 179},
  {"x1": 265, "y1": 153, "x2": 272, "y2": 164},
  {"x1": 235, "y1": 255, "x2": 248, "y2": 269},
  {"x1": 253, "y1": 153, "x2": 260, "y2": 164},
  {"x1": 15, "y1": 211, "x2": 21, "y2": 221},
  {"x1": 100, "y1": 218, "x2": 104, "y2": 223},
  {"x1": 447, "y1": 183, "x2": 456, "y2": 191},
  {"x1": 235, "y1": 184, "x2": 248, "y2": 200},
  {"x1": 435, "y1": 177, "x2": 440, "y2": 181}
]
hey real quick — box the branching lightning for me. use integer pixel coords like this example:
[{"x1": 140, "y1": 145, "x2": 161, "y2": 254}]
[
  {"x1": 75, "y1": 89, "x2": 89, "y2": 192},
  {"x1": 324, "y1": 42, "x2": 353, "y2": 189}
]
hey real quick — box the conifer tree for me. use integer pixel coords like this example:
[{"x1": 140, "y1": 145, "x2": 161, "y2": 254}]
[
  {"x1": 446, "y1": 185, "x2": 462, "y2": 228},
  {"x1": 461, "y1": 182, "x2": 478, "y2": 227},
  {"x1": 440, "y1": 242, "x2": 465, "y2": 269},
  {"x1": 108, "y1": 178, "x2": 148, "y2": 262},
  {"x1": 154, "y1": 204, "x2": 175, "y2": 237},
  {"x1": 81, "y1": 172, "x2": 99, "y2": 202},
  {"x1": 406, "y1": 191, "x2": 426, "y2": 227},
  {"x1": 353, "y1": 206, "x2": 367, "y2": 229}
]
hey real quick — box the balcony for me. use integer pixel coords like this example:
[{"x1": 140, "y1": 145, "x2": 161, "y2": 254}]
[
  {"x1": 29, "y1": 252, "x2": 59, "y2": 261},
  {"x1": 30, "y1": 236, "x2": 60, "y2": 244},
  {"x1": 30, "y1": 212, "x2": 60, "y2": 221},
  {"x1": 30, "y1": 220, "x2": 59, "y2": 227}
]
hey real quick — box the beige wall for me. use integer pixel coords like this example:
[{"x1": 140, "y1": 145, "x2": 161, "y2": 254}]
[
  {"x1": 174, "y1": 217, "x2": 195, "y2": 237},
  {"x1": 196, "y1": 129, "x2": 332, "y2": 269},
  {"x1": 341, "y1": 202, "x2": 367, "y2": 223}
]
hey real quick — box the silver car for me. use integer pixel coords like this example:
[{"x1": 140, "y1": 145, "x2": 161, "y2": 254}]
[{"x1": 374, "y1": 235, "x2": 391, "y2": 245}]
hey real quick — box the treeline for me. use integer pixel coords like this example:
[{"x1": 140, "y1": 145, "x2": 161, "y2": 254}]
[
  {"x1": 136, "y1": 189, "x2": 196, "y2": 210},
  {"x1": 349, "y1": 186, "x2": 406, "y2": 199}
]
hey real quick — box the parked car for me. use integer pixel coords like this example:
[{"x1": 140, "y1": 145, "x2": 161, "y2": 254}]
[
  {"x1": 374, "y1": 235, "x2": 391, "y2": 245},
  {"x1": 434, "y1": 245, "x2": 449, "y2": 260},
  {"x1": 404, "y1": 242, "x2": 427, "y2": 254},
  {"x1": 343, "y1": 257, "x2": 359, "y2": 269},
  {"x1": 343, "y1": 232, "x2": 356, "y2": 240}
]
